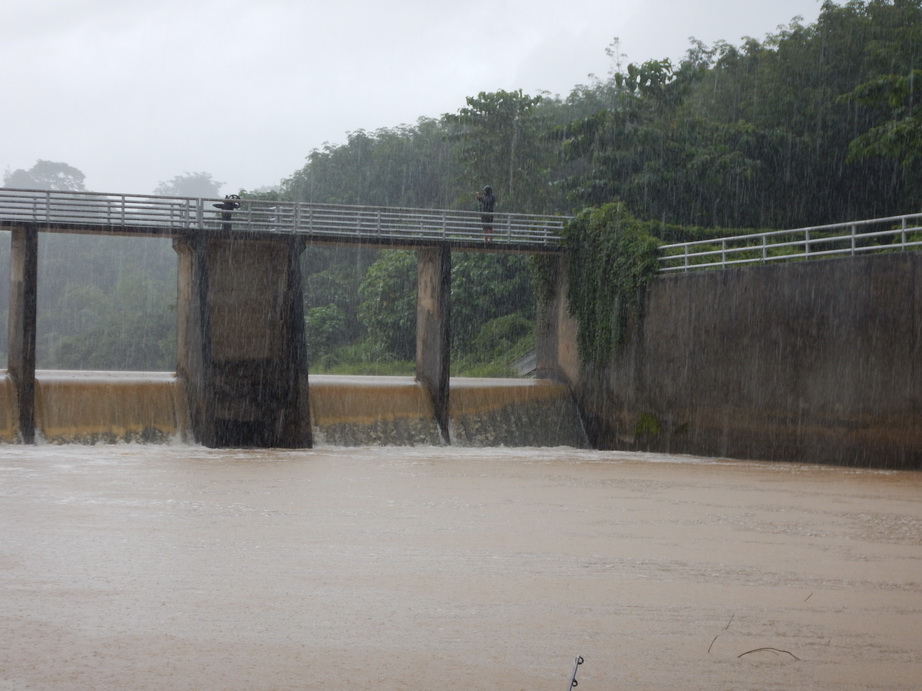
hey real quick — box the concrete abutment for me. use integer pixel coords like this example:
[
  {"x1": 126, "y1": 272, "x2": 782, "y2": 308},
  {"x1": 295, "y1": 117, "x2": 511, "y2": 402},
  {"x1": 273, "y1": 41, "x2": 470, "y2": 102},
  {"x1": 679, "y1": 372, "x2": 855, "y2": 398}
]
[{"x1": 543, "y1": 252, "x2": 922, "y2": 469}]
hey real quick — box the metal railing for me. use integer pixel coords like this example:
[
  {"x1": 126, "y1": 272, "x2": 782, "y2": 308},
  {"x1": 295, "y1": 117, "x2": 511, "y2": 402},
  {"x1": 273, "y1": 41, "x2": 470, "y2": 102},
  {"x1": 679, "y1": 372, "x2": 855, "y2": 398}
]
[
  {"x1": 6, "y1": 188, "x2": 919, "y2": 268},
  {"x1": 658, "y1": 213, "x2": 922, "y2": 272},
  {"x1": 0, "y1": 188, "x2": 568, "y2": 248}
]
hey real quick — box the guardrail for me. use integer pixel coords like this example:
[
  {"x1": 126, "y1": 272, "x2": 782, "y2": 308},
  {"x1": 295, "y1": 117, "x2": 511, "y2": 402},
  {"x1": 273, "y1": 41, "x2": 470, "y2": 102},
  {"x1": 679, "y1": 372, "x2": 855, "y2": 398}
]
[
  {"x1": 6, "y1": 189, "x2": 919, "y2": 267},
  {"x1": 658, "y1": 213, "x2": 922, "y2": 272},
  {"x1": 0, "y1": 188, "x2": 568, "y2": 248}
]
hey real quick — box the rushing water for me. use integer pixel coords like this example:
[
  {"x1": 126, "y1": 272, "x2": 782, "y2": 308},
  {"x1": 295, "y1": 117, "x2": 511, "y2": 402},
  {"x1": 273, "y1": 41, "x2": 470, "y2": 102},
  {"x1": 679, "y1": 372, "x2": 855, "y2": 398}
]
[{"x1": 1, "y1": 444, "x2": 921, "y2": 689}]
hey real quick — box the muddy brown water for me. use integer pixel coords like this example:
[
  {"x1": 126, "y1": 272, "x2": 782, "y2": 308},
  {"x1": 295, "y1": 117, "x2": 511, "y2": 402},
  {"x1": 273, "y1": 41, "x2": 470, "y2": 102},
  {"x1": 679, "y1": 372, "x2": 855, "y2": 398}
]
[{"x1": 1, "y1": 445, "x2": 920, "y2": 689}]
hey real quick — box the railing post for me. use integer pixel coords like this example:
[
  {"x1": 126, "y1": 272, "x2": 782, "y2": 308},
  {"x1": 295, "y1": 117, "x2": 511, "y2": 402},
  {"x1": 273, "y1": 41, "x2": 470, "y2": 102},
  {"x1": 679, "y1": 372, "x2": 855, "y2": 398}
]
[{"x1": 851, "y1": 224, "x2": 857, "y2": 254}]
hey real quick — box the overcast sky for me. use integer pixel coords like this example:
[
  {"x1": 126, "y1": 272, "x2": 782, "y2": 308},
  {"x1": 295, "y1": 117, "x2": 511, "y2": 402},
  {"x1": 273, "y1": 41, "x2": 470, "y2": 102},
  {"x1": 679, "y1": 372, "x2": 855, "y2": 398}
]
[{"x1": 2, "y1": 0, "x2": 823, "y2": 196}]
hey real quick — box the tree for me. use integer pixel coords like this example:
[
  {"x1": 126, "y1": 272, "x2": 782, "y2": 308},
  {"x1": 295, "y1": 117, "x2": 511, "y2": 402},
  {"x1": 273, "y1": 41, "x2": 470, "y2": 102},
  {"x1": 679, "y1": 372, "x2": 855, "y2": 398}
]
[
  {"x1": 154, "y1": 171, "x2": 223, "y2": 197},
  {"x1": 844, "y1": 69, "x2": 922, "y2": 195},
  {"x1": 557, "y1": 1, "x2": 922, "y2": 228},
  {"x1": 357, "y1": 250, "x2": 417, "y2": 360},
  {"x1": 444, "y1": 89, "x2": 550, "y2": 211},
  {"x1": 282, "y1": 119, "x2": 458, "y2": 209},
  {"x1": 3, "y1": 160, "x2": 86, "y2": 191}
]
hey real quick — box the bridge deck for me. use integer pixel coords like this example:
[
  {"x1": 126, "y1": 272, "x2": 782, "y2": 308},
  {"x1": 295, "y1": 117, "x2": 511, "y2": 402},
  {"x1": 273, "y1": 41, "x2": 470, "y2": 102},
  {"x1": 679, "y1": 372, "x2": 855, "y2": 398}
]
[{"x1": 0, "y1": 188, "x2": 568, "y2": 252}]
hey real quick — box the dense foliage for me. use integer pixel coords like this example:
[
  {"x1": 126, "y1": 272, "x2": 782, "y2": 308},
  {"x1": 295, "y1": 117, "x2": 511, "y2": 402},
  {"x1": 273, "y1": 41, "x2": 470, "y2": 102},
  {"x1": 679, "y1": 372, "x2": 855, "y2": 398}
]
[
  {"x1": 562, "y1": 204, "x2": 660, "y2": 364},
  {"x1": 2, "y1": 1, "x2": 919, "y2": 370}
]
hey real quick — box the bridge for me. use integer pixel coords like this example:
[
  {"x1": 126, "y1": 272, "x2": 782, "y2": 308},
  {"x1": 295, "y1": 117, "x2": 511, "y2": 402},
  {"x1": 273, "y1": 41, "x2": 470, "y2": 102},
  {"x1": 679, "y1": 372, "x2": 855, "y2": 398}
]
[
  {"x1": 0, "y1": 187, "x2": 571, "y2": 448},
  {"x1": 2, "y1": 188, "x2": 918, "y2": 266},
  {"x1": 0, "y1": 188, "x2": 567, "y2": 251}
]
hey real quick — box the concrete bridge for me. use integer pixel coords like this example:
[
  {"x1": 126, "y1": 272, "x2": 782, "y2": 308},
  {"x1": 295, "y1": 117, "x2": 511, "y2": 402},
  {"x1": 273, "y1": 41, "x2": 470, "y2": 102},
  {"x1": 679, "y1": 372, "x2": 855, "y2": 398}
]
[{"x1": 0, "y1": 188, "x2": 568, "y2": 447}]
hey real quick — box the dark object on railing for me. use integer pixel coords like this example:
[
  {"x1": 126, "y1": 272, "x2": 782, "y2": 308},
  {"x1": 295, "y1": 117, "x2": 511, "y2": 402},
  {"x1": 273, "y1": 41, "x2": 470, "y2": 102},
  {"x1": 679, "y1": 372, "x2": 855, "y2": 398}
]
[
  {"x1": 568, "y1": 655, "x2": 583, "y2": 688},
  {"x1": 212, "y1": 194, "x2": 240, "y2": 231}
]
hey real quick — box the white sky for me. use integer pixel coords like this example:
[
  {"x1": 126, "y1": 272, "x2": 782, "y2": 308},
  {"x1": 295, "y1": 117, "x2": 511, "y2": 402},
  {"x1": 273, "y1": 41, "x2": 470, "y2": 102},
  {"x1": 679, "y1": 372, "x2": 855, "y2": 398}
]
[{"x1": 1, "y1": 0, "x2": 823, "y2": 196}]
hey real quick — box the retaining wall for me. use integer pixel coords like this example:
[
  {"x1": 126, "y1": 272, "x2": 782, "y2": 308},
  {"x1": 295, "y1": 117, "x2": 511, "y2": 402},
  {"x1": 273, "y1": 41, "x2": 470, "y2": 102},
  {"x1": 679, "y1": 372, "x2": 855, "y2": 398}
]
[{"x1": 570, "y1": 252, "x2": 922, "y2": 469}]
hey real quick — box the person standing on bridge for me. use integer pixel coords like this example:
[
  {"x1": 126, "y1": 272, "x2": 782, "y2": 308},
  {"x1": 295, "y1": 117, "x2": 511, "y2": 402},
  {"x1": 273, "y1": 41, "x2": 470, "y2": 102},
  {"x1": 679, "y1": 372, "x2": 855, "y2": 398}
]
[{"x1": 476, "y1": 185, "x2": 495, "y2": 241}]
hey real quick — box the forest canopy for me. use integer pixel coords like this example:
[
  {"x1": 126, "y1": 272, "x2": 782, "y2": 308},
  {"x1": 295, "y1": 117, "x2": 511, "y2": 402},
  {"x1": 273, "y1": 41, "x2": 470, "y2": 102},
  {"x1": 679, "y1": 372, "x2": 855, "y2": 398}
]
[{"x1": 279, "y1": 0, "x2": 922, "y2": 227}]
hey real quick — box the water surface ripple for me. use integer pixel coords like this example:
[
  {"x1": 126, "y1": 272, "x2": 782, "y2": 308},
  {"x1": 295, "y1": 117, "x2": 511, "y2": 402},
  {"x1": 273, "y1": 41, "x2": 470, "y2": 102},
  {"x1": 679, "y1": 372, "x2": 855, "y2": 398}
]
[{"x1": 1, "y1": 445, "x2": 920, "y2": 689}]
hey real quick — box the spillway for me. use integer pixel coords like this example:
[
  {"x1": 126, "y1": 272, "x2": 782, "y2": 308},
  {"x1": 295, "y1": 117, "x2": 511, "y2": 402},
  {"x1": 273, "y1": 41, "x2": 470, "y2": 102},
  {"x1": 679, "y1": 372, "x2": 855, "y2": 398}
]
[
  {"x1": 35, "y1": 371, "x2": 184, "y2": 444},
  {"x1": 308, "y1": 375, "x2": 443, "y2": 446},
  {"x1": 0, "y1": 371, "x2": 587, "y2": 447},
  {"x1": 449, "y1": 377, "x2": 587, "y2": 447}
]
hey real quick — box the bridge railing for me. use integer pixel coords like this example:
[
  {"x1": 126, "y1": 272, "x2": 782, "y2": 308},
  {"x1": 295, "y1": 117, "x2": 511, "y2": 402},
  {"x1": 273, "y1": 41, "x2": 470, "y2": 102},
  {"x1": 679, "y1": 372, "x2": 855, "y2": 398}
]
[
  {"x1": 657, "y1": 213, "x2": 922, "y2": 272},
  {"x1": 0, "y1": 189, "x2": 197, "y2": 229},
  {"x1": 0, "y1": 188, "x2": 567, "y2": 248}
]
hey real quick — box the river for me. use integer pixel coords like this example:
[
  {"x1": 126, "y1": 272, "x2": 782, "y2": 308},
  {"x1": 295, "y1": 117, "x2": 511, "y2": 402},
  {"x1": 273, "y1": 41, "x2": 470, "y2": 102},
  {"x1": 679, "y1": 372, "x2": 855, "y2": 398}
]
[{"x1": 1, "y1": 444, "x2": 920, "y2": 689}]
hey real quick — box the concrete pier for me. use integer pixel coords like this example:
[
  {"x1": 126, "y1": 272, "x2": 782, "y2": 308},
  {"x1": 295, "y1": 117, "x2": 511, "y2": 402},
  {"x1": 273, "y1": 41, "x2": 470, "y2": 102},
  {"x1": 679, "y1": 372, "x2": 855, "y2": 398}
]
[
  {"x1": 6, "y1": 225, "x2": 38, "y2": 443},
  {"x1": 415, "y1": 246, "x2": 451, "y2": 442},
  {"x1": 173, "y1": 233, "x2": 311, "y2": 448}
]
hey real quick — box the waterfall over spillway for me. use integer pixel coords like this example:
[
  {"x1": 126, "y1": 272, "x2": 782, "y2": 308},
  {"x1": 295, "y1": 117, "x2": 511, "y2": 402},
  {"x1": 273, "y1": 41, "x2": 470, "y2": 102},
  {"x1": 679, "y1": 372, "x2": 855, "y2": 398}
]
[
  {"x1": 309, "y1": 375, "x2": 588, "y2": 447},
  {"x1": 0, "y1": 372, "x2": 587, "y2": 447},
  {"x1": 308, "y1": 375, "x2": 443, "y2": 446},
  {"x1": 448, "y1": 377, "x2": 587, "y2": 447}
]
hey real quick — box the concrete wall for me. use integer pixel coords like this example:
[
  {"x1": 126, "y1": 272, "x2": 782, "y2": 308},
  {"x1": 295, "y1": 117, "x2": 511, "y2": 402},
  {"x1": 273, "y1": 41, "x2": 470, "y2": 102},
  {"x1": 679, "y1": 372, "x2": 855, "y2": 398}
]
[
  {"x1": 174, "y1": 234, "x2": 311, "y2": 448},
  {"x1": 567, "y1": 252, "x2": 922, "y2": 469},
  {"x1": 415, "y1": 246, "x2": 451, "y2": 442}
]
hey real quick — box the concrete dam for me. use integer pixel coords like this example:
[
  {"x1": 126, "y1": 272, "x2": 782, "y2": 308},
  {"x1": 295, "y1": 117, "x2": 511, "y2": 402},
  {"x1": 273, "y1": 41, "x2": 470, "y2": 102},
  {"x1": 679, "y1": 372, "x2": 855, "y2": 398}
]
[
  {"x1": 1, "y1": 188, "x2": 920, "y2": 467},
  {"x1": 0, "y1": 188, "x2": 585, "y2": 449},
  {"x1": 0, "y1": 371, "x2": 588, "y2": 448}
]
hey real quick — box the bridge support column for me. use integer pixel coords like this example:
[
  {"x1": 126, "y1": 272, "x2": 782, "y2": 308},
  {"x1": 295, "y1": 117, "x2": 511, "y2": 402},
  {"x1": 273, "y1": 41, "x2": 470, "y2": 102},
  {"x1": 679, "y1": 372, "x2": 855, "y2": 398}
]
[
  {"x1": 7, "y1": 226, "x2": 38, "y2": 443},
  {"x1": 174, "y1": 233, "x2": 311, "y2": 448},
  {"x1": 534, "y1": 254, "x2": 580, "y2": 385},
  {"x1": 416, "y1": 246, "x2": 451, "y2": 442}
]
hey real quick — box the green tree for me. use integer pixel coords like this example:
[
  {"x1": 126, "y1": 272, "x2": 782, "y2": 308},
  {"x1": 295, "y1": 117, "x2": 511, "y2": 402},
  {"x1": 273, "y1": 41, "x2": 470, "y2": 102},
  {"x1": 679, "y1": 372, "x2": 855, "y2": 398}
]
[
  {"x1": 558, "y1": 1, "x2": 922, "y2": 228},
  {"x1": 154, "y1": 171, "x2": 223, "y2": 197},
  {"x1": 358, "y1": 250, "x2": 417, "y2": 360},
  {"x1": 283, "y1": 119, "x2": 457, "y2": 208},
  {"x1": 305, "y1": 304, "x2": 349, "y2": 365},
  {"x1": 450, "y1": 253, "x2": 534, "y2": 356},
  {"x1": 843, "y1": 69, "x2": 922, "y2": 195},
  {"x1": 3, "y1": 160, "x2": 86, "y2": 191},
  {"x1": 34, "y1": 236, "x2": 177, "y2": 370},
  {"x1": 444, "y1": 89, "x2": 550, "y2": 211}
]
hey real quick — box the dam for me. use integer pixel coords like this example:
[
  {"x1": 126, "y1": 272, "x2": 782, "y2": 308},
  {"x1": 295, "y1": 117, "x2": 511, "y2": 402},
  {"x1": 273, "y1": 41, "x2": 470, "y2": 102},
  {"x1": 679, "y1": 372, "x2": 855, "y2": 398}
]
[
  {"x1": 0, "y1": 370, "x2": 588, "y2": 447},
  {"x1": 0, "y1": 188, "x2": 573, "y2": 449},
  {"x1": 1, "y1": 188, "x2": 920, "y2": 466}
]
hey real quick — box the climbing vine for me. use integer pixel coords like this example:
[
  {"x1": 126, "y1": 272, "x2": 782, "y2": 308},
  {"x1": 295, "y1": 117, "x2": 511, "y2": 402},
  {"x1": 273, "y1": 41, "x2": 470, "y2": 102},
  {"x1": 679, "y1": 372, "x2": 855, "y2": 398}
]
[
  {"x1": 527, "y1": 253, "x2": 559, "y2": 306},
  {"x1": 561, "y1": 203, "x2": 660, "y2": 365}
]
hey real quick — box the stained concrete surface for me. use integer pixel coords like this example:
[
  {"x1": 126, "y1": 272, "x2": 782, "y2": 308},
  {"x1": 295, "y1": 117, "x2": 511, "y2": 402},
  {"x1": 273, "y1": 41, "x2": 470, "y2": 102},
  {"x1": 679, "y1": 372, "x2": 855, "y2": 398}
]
[{"x1": 1, "y1": 445, "x2": 920, "y2": 689}]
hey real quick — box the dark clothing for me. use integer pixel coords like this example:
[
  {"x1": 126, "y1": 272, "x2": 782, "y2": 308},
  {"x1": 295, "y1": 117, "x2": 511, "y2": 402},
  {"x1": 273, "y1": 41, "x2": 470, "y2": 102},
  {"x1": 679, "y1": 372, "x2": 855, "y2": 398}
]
[
  {"x1": 478, "y1": 190, "x2": 496, "y2": 239},
  {"x1": 479, "y1": 191, "x2": 495, "y2": 214}
]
